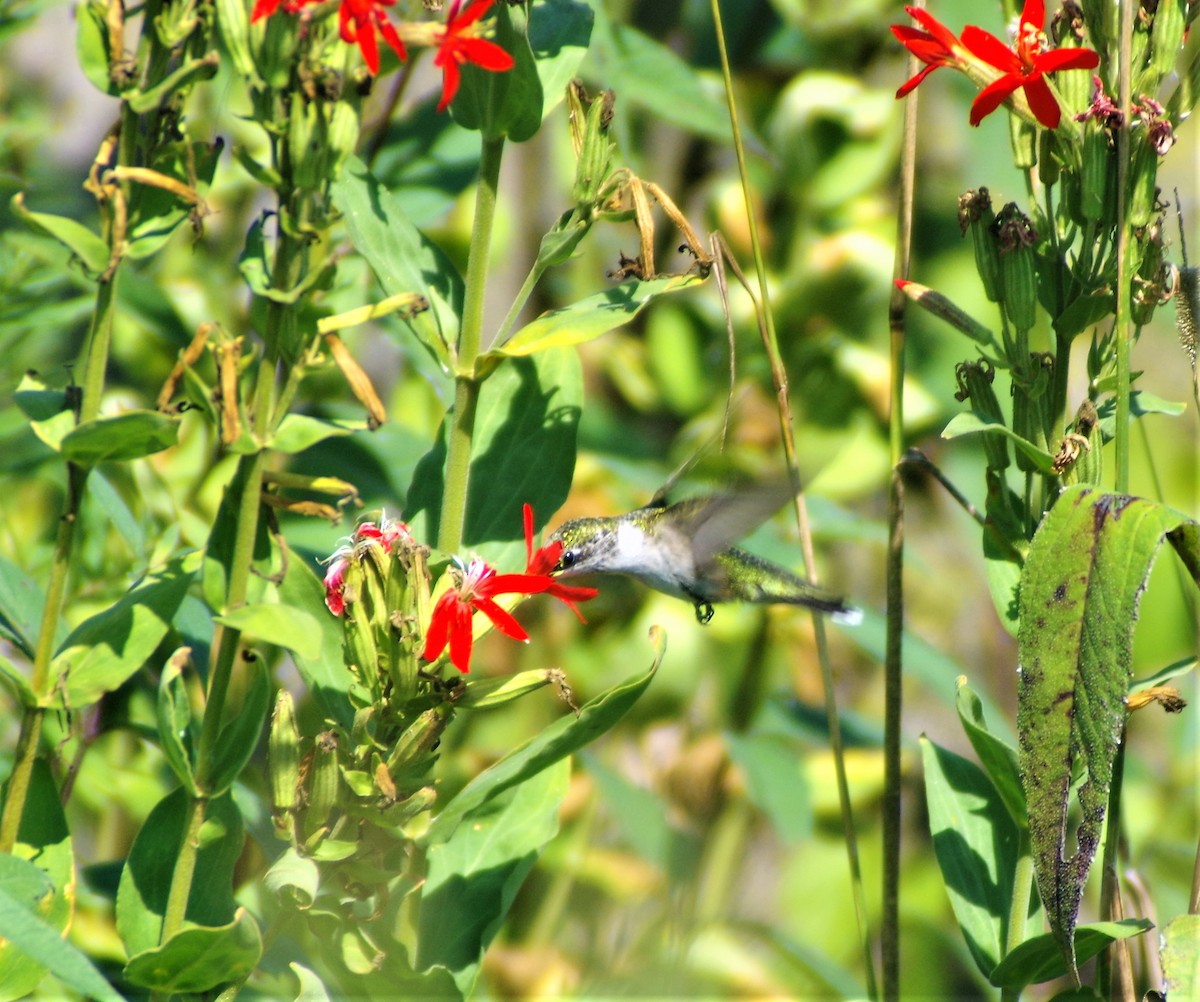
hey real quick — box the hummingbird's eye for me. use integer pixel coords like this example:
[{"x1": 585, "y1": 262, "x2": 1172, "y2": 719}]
[{"x1": 559, "y1": 549, "x2": 578, "y2": 570}]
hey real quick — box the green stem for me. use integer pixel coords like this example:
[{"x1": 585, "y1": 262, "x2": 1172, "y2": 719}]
[
  {"x1": 1005, "y1": 831, "x2": 1034, "y2": 957},
  {"x1": 710, "y1": 0, "x2": 876, "y2": 997},
  {"x1": 437, "y1": 134, "x2": 504, "y2": 554},
  {"x1": 160, "y1": 794, "x2": 207, "y2": 941}
]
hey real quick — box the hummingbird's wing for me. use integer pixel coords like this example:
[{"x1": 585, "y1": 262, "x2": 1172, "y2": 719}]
[{"x1": 671, "y1": 480, "x2": 798, "y2": 566}]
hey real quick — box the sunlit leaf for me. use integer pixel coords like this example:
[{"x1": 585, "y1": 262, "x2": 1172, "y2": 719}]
[
  {"x1": 1017, "y1": 486, "x2": 1195, "y2": 976},
  {"x1": 61, "y1": 411, "x2": 180, "y2": 466},
  {"x1": 988, "y1": 919, "x2": 1152, "y2": 989},
  {"x1": 123, "y1": 908, "x2": 262, "y2": 993}
]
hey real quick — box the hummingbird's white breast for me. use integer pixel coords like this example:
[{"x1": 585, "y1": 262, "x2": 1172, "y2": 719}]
[{"x1": 612, "y1": 519, "x2": 696, "y2": 599}]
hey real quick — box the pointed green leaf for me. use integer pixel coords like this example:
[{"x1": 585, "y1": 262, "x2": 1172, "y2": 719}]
[
  {"x1": 725, "y1": 731, "x2": 812, "y2": 845},
  {"x1": 921, "y1": 737, "x2": 1025, "y2": 980},
  {"x1": 331, "y1": 157, "x2": 462, "y2": 369},
  {"x1": 267, "y1": 414, "x2": 366, "y2": 454},
  {"x1": 0, "y1": 760, "x2": 75, "y2": 1000},
  {"x1": 941, "y1": 413, "x2": 1055, "y2": 473},
  {"x1": 123, "y1": 908, "x2": 262, "y2": 994},
  {"x1": 157, "y1": 649, "x2": 198, "y2": 795},
  {"x1": 424, "y1": 627, "x2": 664, "y2": 846},
  {"x1": 201, "y1": 654, "x2": 270, "y2": 796},
  {"x1": 0, "y1": 860, "x2": 121, "y2": 1002},
  {"x1": 493, "y1": 274, "x2": 704, "y2": 357},
  {"x1": 418, "y1": 759, "x2": 569, "y2": 995},
  {"x1": 213, "y1": 603, "x2": 322, "y2": 662},
  {"x1": 988, "y1": 919, "x2": 1152, "y2": 990},
  {"x1": 1017, "y1": 486, "x2": 1195, "y2": 976},
  {"x1": 60, "y1": 411, "x2": 180, "y2": 466},
  {"x1": 954, "y1": 680, "x2": 1027, "y2": 830},
  {"x1": 290, "y1": 962, "x2": 333, "y2": 1002},
  {"x1": 10, "y1": 194, "x2": 110, "y2": 275},
  {"x1": 51, "y1": 558, "x2": 193, "y2": 708},
  {"x1": 0, "y1": 552, "x2": 47, "y2": 659}
]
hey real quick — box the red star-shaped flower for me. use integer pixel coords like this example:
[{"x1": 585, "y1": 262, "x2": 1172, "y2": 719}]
[
  {"x1": 433, "y1": 0, "x2": 515, "y2": 112},
  {"x1": 422, "y1": 559, "x2": 553, "y2": 673},
  {"x1": 892, "y1": 0, "x2": 1099, "y2": 129},
  {"x1": 338, "y1": 0, "x2": 407, "y2": 75},
  {"x1": 523, "y1": 503, "x2": 598, "y2": 621}
]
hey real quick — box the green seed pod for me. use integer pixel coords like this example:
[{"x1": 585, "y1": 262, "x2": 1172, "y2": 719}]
[
  {"x1": 955, "y1": 360, "x2": 1010, "y2": 471},
  {"x1": 303, "y1": 729, "x2": 341, "y2": 840},
  {"x1": 214, "y1": 0, "x2": 259, "y2": 83},
  {"x1": 1055, "y1": 399, "x2": 1103, "y2": 485},
  {"x1": 1079, "y1": 122, "x2": 1111, "y2": 223},
  {"x1": 1149, "y1": 0, "x2": 1186, "y2": 87},
  {"x1": 269, "y1": 690, "x2": 301, "y2": 821},
  {"x1": 1128, "y1": 134, "x2": 1160, "y2": 228},
  {"x1": 288, "y1": 97, "x2": 323, "y2": 192},
  {"x1": 1010, "y1": 355, "x2": 1052, "y2": 473},
  {"x1": 958, "y1": 189, "x2": 1002, "y2": 303},
  {"x1": 1131, "y1": 220, "x2": 1170, "y2": 326},
  {"x1": 386, "y1": 709, "x2": 448, "y2": 775},
  {"x1": 325, "y1": 99, "x2": 362, "y2": 179},
  {"x1": 572, "y1": 85, "x2": 616, "y2": 208},
  {"x1": 1009, "y1": 115, "x2": 1037, "y2": 171},
  {"x1": 994, "y1": 205, "x2": 1040, "y2": 333}
]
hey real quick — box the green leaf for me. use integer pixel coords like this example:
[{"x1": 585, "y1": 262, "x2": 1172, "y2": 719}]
[
  {"x1": 115, "y1": 789, "x2": 245, "y2": 957},
  {"x1": 267, "y1": 414, "x2": 366, "y2": 454},
  {"x1": 0, "y1": 862, "x2": 121, "y2": 1002},
  {"x1": 123, "y1": 908, "x2": 262, "y2": 994},
  {"x1": 921, "y1": 737, "x2": 1029, "y2": 980},
  {"x1": 407, "y1": 348, "x2": 582, "y2": 565},
  {"x1": 331, "y1": 157, "x2": 462, "y2": 370},
  {"x1": 290, "y1": 962, "x2": 333, "y2": 1002},
  {"x1": 941, "y1": 413, "x2": 1055, "y2": 473},
  {"x1": 202, "y1": 654, "x2": 271, "y2": 796},
  {"x1": 424, "y1": 627, "x2": 664, "y2": 846},
  {"x1": 264, "y1": 848, "x2": 320, "y2": 909},
  {"x1": 0, "y1": 760, "x2": 75, "y2": 1000},
  {"x1": 1017, "y1": 486, "x2": 1195, "y2": 976},
  {"x1": 75, "y1": 0, "x2": 118, "y2": 95},
  {"x1": 157, "y1": 649, "x2": 199, "y2": 795},
  {"x1": 589, "y1": 18, "x2": 733, "y2": 143},
  {"x1": 451, "y1": 1, "x2": 542, "y2": 141},
  {"x1": 0, "y1": 552, "x2": 48, "y2": 658},
  {"x1": 51, "y1": 558, "x2": 193, "y2": 708},
  {"x1": 528, "y1": 0, "x2": 593, "y2": 120},
  {"x1": 60, "y1": 411, "x2": 180, "y2": 466},
  {"x1": 10, "y1": 194, "x2": 110, "y2": 275},
  {"x1": 493, "y1": 274, "x2": 704, "y2": 357},
  {"x1": 954, "y1": 680, "x2": 1027, "y2": 831},
  {"x1": 988, "y1": 919, "x2": 1152, "y2": 990},
  {"x1": 1162, "y1": 914, "x2": 1200, "y2": 999},
  {"x1": 213, "y1": 602, "x2": 322, "y2": 662},
  {"x1": 417, "y1": 758, "x2": 569, "y2": 995}
]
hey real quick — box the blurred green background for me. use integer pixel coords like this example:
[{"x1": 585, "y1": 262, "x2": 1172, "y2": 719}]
[{"x1": 1, "y1": 0, "x2": 1196, "y2": 996}]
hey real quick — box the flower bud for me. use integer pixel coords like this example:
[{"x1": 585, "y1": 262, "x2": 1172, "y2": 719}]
[
  {"x1": 1148, "y1": 0, "x2": 1186, "y2": 86},
  {"x1": 301, "y1": 729, "x2": 341, "y2": 844},
  {"x1": 993, "y1": 204, "x2": 1039, "y2": 333},
  {"x1": 1011, "y1": 354, "x2": 1054, "y2": 473},
  {"x1": 1053, "y1": 399, "x2": 1102, "y2": 485},
  {"x1": 386, "y1": 707, "x2": 450, "y2": 786},
  {"x1": 954, "y1": 360, "x2": 1009, "y2": 470},
  {"x1": 269, "y1": 690, "x2": 301, "y2": 834},
  {"x1": 958, "y1": 188, "x2": 1001, "y2": 303},
  {"x1": 1078, "y1": 122, "x2": 1111, "y2": 224}
]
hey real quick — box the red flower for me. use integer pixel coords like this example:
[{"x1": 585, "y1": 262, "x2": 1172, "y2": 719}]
[
  {"x1": 323, "y1": 552, "x2": 351, "y2": 615},
  {"x1": 250, "y1": 0, "x2": 405, "y2": 75},
  {"x1": 892, "y1": 0, "x2": 1099, "y2": 129},
  {"x1": 321, "y1": 514, "x2": 411, "y2": 616},
  {"x1": 421, "y1": 559, "x2": 553, "y2": 673},
  {"x1": 338, "y1": 0, "x2": 407, "y2": 74},
  {"x1": 433, "y1": 0, "x2": 515, "y2": 112},
  {"x1": 523, "y1": 504, "x2": 598, "y2": 621}
]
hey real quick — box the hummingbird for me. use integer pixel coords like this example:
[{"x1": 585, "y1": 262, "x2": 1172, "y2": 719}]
[{"x1": 547, "y1": 482, "x2": 860, "y2": 625}]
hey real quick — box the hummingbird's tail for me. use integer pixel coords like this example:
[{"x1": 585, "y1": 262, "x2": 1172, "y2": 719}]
[{"x1": 716, "y1": 548, "x2": 862, "y2": 625}]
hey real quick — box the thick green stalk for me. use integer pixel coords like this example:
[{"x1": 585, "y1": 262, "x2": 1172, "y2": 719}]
[
  {"x1": 160, "y1": 794, "x2": 207, "y2": 941},
  {"x1": 437, "y1": 134, "x2": 504, "y2": 554},
  {"x1": 709, "y1": 0, "x2": 876, "y2": 998}
]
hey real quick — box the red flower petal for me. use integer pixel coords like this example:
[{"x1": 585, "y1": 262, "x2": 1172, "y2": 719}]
[
  {"x1": 448, "y1": 598, "x2": 475, "y2": 673},
  {"x1": 422, "y1": 591, "x2": 456, "y2": 662},
  {"x1": 902, "y1": 5, "x2": 962, "y2": 53},
  {"x1": 377, "y1": 15, "x2": 408, "y2": 63},
  {"x1": 457, "y1": 37, "x2": 513, "y2": 72},
  {"x1": 1033, "y1": 47, "x2": 1100, "y2": 73},
  {"x1": 961, "y1": 25, "x2": 1021, "y2": 72},
  {"x1": 895, "y1": 61, "x2": 944, "y2": 99},
  {"x1": 970, "y1": 73, "x2": 1022, "y2": 126},
  {"x1": 1021, "y1": 75, "x2": 1063, "y2": 129},
  {"x1": 472, "y1": 596, "x2": 530, "y2": 642},
  {"x1": 1019, "y1": 0, "x2": 1045, "y2": 31},
  {"x1": 250, "y1": 0, "x2": 282, "y2": 22},
  {"x1": 437, "y1": 57, "x2": 462, "y2": 111}
]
